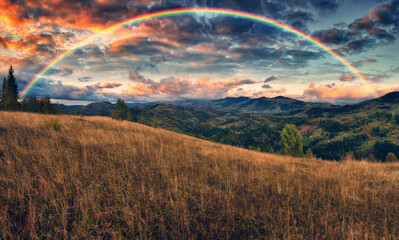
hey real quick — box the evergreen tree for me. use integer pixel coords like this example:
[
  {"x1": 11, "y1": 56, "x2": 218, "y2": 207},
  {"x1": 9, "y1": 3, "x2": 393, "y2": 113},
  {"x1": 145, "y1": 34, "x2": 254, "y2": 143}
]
[
  {"x1": 0, "y1": 77, "x2": 7, "y2": 109},
  {"x1": 126, "y1": 110, "x2": 134, "y2": 121},
  {"x1": 0, "y1": 65, "x2": 19, "y2": 110},
  {"x1": 7, "y1": 65, "x2": 18, "y2": 98},
  {"x1": 1, "y1": 76, "x2": 6, "y2": 95},
  {"x1": 306, "y1": 148, "x2": 313, "y2": 158},
  {"x1": 111, "y1": 99, "x2": 129, "y2": 120},
  {"x1": 280, "y1": 124, "x2": 303, "y2": 157},
  {"x1": 268, "y1": 147, "x2": 275, "y2": 154}
]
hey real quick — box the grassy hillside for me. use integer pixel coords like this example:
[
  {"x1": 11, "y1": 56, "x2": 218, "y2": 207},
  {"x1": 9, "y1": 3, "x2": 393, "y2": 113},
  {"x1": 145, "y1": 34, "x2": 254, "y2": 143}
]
[{"x1": 1, "y1": 112, "x2": 399, "y2": 239}]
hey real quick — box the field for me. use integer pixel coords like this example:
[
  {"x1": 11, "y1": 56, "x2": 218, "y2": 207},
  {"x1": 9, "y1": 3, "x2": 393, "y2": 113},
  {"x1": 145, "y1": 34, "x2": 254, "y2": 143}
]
[{"x1": 1, "y1": 111, "x2": 399, "y2": 239}]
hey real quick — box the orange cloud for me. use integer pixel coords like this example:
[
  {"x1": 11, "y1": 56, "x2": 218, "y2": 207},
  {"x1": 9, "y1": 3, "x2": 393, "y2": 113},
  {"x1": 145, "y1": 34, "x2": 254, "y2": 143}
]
[
  {"x1": 125, "y1": 70, "x2": 262, "y2": 99},
  {"x1": 303, "y1": 82, "x2": 397, "y2": 100}
]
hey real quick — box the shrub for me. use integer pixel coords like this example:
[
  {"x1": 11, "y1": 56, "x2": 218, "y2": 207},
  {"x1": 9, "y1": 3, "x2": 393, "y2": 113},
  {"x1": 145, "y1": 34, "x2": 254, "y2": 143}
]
[
  {"x1": 44, "y1": 119, "x2": 61, "y2": 132},
  {"x1": 386, "y1": 152, "x2": 398, "y2": 162}
]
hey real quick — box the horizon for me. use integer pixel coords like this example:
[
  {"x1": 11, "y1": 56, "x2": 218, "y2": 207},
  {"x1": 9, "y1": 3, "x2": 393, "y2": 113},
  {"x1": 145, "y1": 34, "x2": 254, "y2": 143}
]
[
  {"x1": 53, "y1": 90, "x2": 399, "y2": 107},
  {"x1": 1, "y1": 0, "x2": 399, "y2": 105}
]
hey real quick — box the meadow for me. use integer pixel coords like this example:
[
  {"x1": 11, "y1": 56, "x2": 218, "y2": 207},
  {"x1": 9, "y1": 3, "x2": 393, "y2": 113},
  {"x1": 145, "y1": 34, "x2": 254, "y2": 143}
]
[{"x1": 0, "y1": 111, "x2": 398, "y2": 239}]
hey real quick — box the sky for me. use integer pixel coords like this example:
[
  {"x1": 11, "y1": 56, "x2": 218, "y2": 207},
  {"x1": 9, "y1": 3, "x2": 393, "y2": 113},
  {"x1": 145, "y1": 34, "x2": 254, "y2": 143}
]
[{"x1": 1, "y1": 0, "x2": 399, "y2": 105}]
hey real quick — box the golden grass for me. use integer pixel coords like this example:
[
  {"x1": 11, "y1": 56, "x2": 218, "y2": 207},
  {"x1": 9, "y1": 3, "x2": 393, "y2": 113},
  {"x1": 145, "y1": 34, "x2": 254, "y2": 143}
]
[{"x1": 0, "y1": 111, "x2": 398, "y2": 239}]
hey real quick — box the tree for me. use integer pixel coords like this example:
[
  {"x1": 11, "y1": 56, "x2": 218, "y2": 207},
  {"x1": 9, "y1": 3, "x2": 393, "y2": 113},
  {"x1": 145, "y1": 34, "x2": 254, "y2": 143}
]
[
  {"x1": 152, "y1": 120, "x2": 159, "y2": 128},
  {"x1": 37, "y1": 96, "x2": 52, "y2": 114},
  {"x1": 1, "y1": 66, "x2": 19, "y2": 110},
  {"x1": 280, "y1": 124, "x2": 303, "y2": 157},
  {"x1": 21, "y1": 96, "x2": 38, "y2": 112},
  {"x1": 7, "y1": 65, "x2": 18, "y2": 98},
  {"x1": 126, "y1": 110, "x2": 134, "y2": 121},
  {"x1": 0, "y1": 76, "x2": 7, "y2": 109},
  {"x1": 305, "y1": 148, "x2": 313, "y2": 158},
  {"x1": 111, "y1": 99, "x2": 129, "y2": 120},
  {"x1": 386, "y1": 152, "x2": 398, "y2": 162}
]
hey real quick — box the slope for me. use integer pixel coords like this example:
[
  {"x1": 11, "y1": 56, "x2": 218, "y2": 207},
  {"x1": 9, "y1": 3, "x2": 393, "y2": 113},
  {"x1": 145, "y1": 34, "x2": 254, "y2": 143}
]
[{"x1": 1, "y1": 112, "x2": 398, "y2": 239}]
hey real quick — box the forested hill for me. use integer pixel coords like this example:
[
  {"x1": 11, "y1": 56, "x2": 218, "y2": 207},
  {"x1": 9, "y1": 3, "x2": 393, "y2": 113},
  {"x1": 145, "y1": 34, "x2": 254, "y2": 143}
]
[{"x1": 59, "y1": 92, "x2": 399, "y2": 161}]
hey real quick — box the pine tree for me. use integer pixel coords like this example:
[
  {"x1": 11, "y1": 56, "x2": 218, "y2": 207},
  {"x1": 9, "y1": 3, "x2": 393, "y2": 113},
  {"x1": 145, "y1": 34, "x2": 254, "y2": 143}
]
[
  {"x1": 0, "y1": 66, "x2": 19, "y2": 110},
  {"x1": 306, "y1": 148, "x2": 313, "y2": 158},
  {"x1": 126, "y1": 110, "x2": 134, "y2": 121},
  {"x1": 1, "y1": 76, "x2": 6, "y2": 95},
  {"x1": 0, "y1": 77, "x2": 7, "y2": 109},
  {"x1": 111, "y1": 99, "x2": 129, "y2": 120},
  {"x1": 7, "y1": 65, "x2": 18, "y2": 98}
]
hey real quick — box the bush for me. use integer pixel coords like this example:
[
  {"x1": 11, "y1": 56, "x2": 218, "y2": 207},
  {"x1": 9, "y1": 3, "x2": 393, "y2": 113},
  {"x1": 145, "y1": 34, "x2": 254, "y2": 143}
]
[
  {"x1": 44, "y1": 119, "x2": 61, "y2": 132},
  {"x1": 386, "y1": 152, "x2": 398, "y2": 162}
]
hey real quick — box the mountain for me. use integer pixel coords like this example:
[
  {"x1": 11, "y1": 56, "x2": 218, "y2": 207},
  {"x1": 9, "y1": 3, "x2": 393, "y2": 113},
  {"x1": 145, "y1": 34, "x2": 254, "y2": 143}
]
[
  {"x1": 61, "y1": 101, "x2": 114, "y2": 116},
  {"x1": 130, "y1": 103, "x2": 226, "y2": 131},
  {"x1": 171, "y1": 96, "x2": 334, "y2": 113},
  {"x1": 302, "y1": 91, "x2": 399, "y2": 118},
  {"x1": 59, "y1": 91, "x2": 399, "y2": 118}
]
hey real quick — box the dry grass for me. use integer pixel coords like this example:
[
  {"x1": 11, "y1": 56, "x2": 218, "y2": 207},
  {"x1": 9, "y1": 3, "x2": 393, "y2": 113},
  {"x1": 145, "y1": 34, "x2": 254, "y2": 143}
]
[{"x1": 0, "y1": 111, "x2": 398, "y2": 239}]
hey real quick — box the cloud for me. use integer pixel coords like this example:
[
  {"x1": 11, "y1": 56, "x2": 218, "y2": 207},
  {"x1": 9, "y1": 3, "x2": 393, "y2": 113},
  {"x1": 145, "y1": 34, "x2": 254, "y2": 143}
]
[
  {"x1": 345, "y1": 37, "x2": 376, "y2": 52},
  {"x1": 90, "y1": 83, "x2": 122, "y2": 89},
  {"x1": 369, "y1": 1, "x2": 399, "y2": 26},
  {"x1": 264, "y1": 75, "x2": 279, "y2": 83},
  {"x1": 313, "y1": 28, "x2": 351, "y2": 44},
  {"x1": 46, "y1": 67, "x2": 73, "y2": 77},
  {"x1": 124, "y1": 70, "x2": 261, "y2": 99},
  {"x1": 228, "y1": 87, "x2": 287, "y2": 98},
  {"x1": 349, "y1": 16, "x2": 374, "y2": 31},
  {"x1": 20, "y1": 78, "x2": 123, "y2": 101},
  {"x1": 78, "y1": 77, "x2": 92, "y2": 82},
  {"x1": 312, "y1": 1, "x2": 398, "y2": 54},
  {"x1": 302, "y1": 82, "x2": 398, "y2": 104},
  {"x1": 339, "y1": 73, "x2": 356, "y2": 82},
  {"x1": 0, "y1": 36, "x2": 8, "y2": 48},
  {"x1": 262, "y1": 84, "x2": 272, "y2": 89},
  {"x1": 371, "y1": 76, "x2": 382, "y2": 83}
]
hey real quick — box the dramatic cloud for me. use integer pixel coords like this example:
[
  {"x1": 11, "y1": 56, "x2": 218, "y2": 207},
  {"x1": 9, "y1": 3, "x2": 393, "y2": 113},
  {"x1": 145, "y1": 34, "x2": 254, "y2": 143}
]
[
  {"x1": 1, "y1": 0, "x2": 398, "y2": 104},
  {"x1": 312, "y1": 0, "x2": 399, "y2": 54},
  {"x1": 125, "y1": 70, "x2": 260, "y2": 99},
  {"x1": 0, "y1": 36, "x2": 7, "y2": 48},
  {"x1": 369, "y1": 1, "x2": 399, "y2": 26}
]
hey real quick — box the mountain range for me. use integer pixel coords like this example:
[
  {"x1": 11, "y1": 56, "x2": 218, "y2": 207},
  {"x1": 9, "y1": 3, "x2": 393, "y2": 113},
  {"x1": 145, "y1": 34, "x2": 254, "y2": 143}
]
[{"x1": 61, "y1": 92, "x2": 399, "y2": 117}]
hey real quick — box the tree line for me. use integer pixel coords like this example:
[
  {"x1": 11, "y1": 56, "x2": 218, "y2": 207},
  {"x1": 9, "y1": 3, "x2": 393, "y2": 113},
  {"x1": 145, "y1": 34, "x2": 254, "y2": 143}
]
[{"x1": 0, "y1": 66, "x2": 61, "y2": 114}]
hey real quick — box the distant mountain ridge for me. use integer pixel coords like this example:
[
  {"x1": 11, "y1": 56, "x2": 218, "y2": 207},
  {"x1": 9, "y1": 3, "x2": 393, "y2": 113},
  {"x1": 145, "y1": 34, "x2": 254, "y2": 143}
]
[
  {"x1": 60, "y1": 91, "x2": 399, "y2": 117},
  {"x1": 170, "y1": 96, "x2": 334, "y2": 113}
]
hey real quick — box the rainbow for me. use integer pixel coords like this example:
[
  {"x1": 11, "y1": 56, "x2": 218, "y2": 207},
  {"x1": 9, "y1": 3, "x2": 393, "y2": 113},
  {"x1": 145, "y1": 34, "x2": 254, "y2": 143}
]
[{"x1": 19, "y1": 8, "x2": 377, "y2": 99}]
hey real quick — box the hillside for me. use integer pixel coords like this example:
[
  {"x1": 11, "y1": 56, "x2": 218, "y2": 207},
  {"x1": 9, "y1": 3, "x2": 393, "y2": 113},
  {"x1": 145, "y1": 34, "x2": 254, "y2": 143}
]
[
  {"x1": 56, "y1": 92, "x2": 399, "y2": 161},
  {"x1": 1, "y1": 112, "x2": 399, "y2": 238}
]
